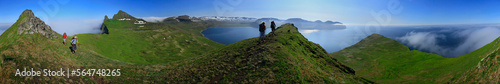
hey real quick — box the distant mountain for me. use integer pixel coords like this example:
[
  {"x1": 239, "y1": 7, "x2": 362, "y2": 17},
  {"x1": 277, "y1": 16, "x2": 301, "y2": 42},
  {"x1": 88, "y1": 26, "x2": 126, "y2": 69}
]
[
  {"x1": 112, "y1": 10, "x2": 146, "y2": 22},
  {"x1": 254, "y1": 18, "x2": 281, "y2": 22},
  {"x1": 100, "y1": 10, "x2": 150, "y2": 34},
  {"x1": 161, "y1": 15, "x2": 197, "y2": 23},
  {"x1": 198, "y1": 16, "x2": 257, "y2": 22},
  {"x1": 253, "y1": 18, "x2": 346, "y2": 30},
  {"x1": 112, "y1": 10, "x2": 136, "y2": 20},
  {"x1": 285, "y1": 18, "x2": 309, "y2": 22},
  {"x1": 165, "y1": 16, "x2": 346, "y2": 29},
  {"x1": 177, "y1": 15, "x2": 192, "y2": 22}
]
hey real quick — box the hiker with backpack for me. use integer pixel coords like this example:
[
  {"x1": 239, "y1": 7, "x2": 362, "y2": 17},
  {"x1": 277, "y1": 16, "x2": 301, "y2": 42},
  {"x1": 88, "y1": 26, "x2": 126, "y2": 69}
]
[
  {"x1": 63, "y1": 32, "x2": 67, "y2": 45},
  {"x1": 259, "y1": 22, "x2": 266, "y2": 43},
  {"x1": 271, "y1": 21, "x2": 276, "y2": 32},
  {"x1": 71, "y1": 36, "x2": 78, "y2": 54}
]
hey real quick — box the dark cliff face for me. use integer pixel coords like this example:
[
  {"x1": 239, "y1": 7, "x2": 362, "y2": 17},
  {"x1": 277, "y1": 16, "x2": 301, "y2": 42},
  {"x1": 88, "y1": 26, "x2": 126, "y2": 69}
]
[
  {"x1": 100, "y1": 15, "x2": 109, "y2": 34},
  {"x1": 99, "y1": 23, "x2": 109, "y2": 34},
  {"x1": 17, "y1": 9, "x2": 57, "y2": 38}
]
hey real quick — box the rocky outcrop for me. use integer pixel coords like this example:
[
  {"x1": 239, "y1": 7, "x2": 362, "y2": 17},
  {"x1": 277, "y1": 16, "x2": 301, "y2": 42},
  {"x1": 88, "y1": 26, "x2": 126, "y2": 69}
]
[
  {"x1": 100, "y1": 15, "x2": 109, "y2": 34},
  {"x1": 17, "y1": 9, "x2": 57, "y2": 38},
  {"x1": 104, "y1": 15, "x2": 109, "y2": 20}
]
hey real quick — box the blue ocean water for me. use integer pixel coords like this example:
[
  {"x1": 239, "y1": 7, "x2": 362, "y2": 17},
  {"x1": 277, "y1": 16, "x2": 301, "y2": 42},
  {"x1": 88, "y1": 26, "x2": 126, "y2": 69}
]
[
  {"x1": 202, "y1": 27, "x2": 272, "y2": 45},
  {"x1": 202, "y1": 25, "x2": 500, "y2": 57}
]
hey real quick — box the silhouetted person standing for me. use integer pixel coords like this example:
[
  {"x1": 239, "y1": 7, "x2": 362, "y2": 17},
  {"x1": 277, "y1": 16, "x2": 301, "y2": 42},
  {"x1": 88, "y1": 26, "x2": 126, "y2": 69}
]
[
  {"x1": 259, "y1": 22, "x2": 266, "y2": 43},
  {"x1": 271, "y1": 21, "x2": 276, "y2": 32}
]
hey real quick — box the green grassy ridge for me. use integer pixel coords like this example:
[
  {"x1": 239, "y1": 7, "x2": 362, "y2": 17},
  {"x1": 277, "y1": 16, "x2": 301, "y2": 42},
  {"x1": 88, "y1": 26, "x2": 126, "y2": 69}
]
[
  {"x1": 61, "y1": 18, "x2": 223, "y2": 82},
  {"x1": 0, "y1": 21, "x2": 372, "y2": 83},
  {"x1": 0, "y1": 10, "x2": 224, "y2": 83},
  {"x1": 74, "y1": 19, "x2": 223, "y2": 64},
  {"x1": 450, "y1": 38, "x2": 500, "y2": 83},
  {"x1": 331, "y1": 33, "x2": 500, "y2": 83},
  {"x1": 162, "y1": 23, "x2": 372, "y2": 83},
  {"x1": 0, "y1": 30, "x2": 157, "y2": 83}
]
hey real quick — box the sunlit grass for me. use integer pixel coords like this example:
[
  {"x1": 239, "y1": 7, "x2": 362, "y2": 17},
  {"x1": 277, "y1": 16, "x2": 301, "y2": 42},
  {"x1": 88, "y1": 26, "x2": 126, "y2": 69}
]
[{"x1": 331, "y1": 33, "x2": 500, "y2": 83}]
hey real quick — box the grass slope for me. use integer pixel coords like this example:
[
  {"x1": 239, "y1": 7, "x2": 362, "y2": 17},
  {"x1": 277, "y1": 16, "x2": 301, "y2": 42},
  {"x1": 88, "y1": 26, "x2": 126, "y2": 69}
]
[
  {"x1": 0, "y1": 11, "x2": 118, "y2": 83},
  {"x1": 331, "y1": 33, "x2": 500, "y2": 83},
  {"x1": 162, "y1": 23, "x2": 372, "y2": 83},
  {"x1": 0, "y1": 10, "x2": 223, "y2": 83},
  {"x1": 76, "y1": 19, "x2": 222, "y2": 64},
  {"x1": 450, "y1": 38, "x2": 500, "y2": 83}
]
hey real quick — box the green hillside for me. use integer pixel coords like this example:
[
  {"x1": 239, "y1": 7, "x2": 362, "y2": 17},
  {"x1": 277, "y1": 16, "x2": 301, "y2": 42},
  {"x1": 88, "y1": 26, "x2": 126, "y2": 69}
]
[
  {"x1": 0, "y1": 9, "x2": 223, "y2": 83},
  {"x1": 76, "y1": 19, "x2": 222, "y2": 64},
  {"x1": 0, "y1": 9, "x2": 115, "y2": 83},
  {"x1": 451, "y1": 38, "x2": 500, "y2": 83},
  {"x1": 0, "y1": 9, "x2": 372, "y2": 83},
  {"x1": 162, "y1": 23, "x2": 372, "y2": 83},
  {"x1": 2, "y1": 9, "x2": 499, "y2": 83},
  {"x1": 331, "y1": 33, "x2": 500, "y2": 83}
]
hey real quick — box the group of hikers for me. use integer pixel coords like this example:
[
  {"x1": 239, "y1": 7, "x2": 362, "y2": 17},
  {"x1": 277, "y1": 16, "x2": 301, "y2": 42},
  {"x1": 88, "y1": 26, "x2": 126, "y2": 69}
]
[
  {"x1": 62, "y1": 32, "x2": 79, "y2": 54},
  {"x1": 258, "y1": 21, "x2": 276, "y2": 44}
]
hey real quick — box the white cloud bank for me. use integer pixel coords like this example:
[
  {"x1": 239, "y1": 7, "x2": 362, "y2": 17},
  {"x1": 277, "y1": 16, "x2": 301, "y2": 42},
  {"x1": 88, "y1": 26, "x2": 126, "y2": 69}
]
[
  {"x1": 300, "y1": 29, "x2": 319, "y2": 36},
  {"x1": 139, "y1": 17, "x2": 168, "y2": 22},
  {"x1": 46, "y1": 19, "x2": 103, "y2": 36},
  {"x1": 0, "y1": 23, "x2": 13, "y2": 35},
  {"x1": 397, "y1": 27, "x2": 500, "y2": 57}
]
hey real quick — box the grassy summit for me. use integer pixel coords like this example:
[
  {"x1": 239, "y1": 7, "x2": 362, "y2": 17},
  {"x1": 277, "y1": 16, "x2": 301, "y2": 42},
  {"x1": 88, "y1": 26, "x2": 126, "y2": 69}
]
[
  {"x1": 163, "y1": 23, "x2": 372, "y2": 83},
  {"x1": 331, "y1": 33, "x2": 500, "y2": 83}
]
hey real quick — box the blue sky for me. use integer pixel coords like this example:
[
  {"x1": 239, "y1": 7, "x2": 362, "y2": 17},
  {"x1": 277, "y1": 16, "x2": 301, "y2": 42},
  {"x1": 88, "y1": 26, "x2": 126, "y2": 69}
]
[{"x1": 1, "y1": 0, "x2": 500, "y2": 26}]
